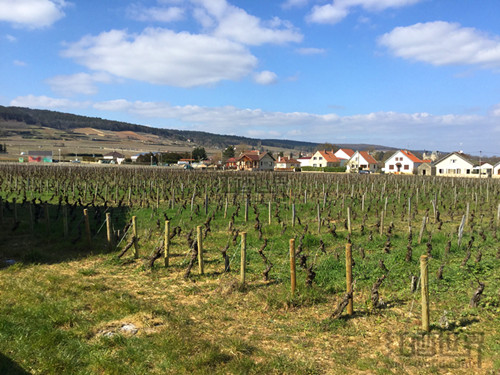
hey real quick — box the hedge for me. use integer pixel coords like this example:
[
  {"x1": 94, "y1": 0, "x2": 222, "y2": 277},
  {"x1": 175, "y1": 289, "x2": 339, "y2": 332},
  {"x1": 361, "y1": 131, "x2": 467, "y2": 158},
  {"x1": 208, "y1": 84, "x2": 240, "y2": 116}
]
[{"x1": 301, "y1": 166, "x2": 346, "y2": 173}]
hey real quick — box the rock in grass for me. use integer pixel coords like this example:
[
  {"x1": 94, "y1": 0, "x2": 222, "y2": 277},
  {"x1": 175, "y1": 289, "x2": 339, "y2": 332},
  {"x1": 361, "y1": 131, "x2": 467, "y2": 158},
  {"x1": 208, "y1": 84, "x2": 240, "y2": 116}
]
[{"x1": 121, "y1": 323, "x2": 138, "y2": 335}]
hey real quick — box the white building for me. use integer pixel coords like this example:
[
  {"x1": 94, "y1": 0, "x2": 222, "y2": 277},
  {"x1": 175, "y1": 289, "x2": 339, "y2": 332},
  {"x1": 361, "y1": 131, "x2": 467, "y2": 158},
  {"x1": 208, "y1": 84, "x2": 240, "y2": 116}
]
[
  {"x1": 473, "y1": 163, "x2": 493, "y2": 177},
  {"x1": 345, "y1": 151, "x2": 378, "y2": 173},
  {"x1": 310, "y1": 150, "x2": 340, "y2": 168},
  {"x1": 493, "y1": 162, "x2": 500, "y2": 178},
  {"x1": 275, "y1": 156, "x2": 300, "y2": 170},
  {"x1": 103, "y1": 151, "x2": 125, "y2": 164},
  {"x1": 334, "y1": 148, "x2": 355, "y2": 166},
  {"x1": 434, "y1": 152, "x2": 474, "y2": 177},
  {"x1": 297, "y1": 156, "x2": 311, "y2": 168},
  {"x1": 384, "y1": 150, "x2": 428, "y2": 174}
]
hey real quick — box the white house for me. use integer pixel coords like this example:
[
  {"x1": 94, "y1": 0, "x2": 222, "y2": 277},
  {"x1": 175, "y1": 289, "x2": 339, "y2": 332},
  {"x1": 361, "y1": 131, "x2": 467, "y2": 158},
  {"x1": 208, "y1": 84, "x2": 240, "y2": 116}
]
[
  {"x1": 275, "y1": 156, "x2": 300, "y2": 170},
  {"x1": 346, "y1": 151, "x2": 378, "y2": 173},
  {"x1": 103, "y1": 151, "x2": 125, "y2": 164},
  {"x1": 434, "y1": 152, "x2": 474, "y2": 177},
  {"x1": 494, "y1": 162, "x2": 500, "y2": 178},
  {"x1": 310, "y1": 150, "x2": 340, "y2": 168},
  {"x1": 334, "y1": 148, "x2": 355, "y2": 166},
  {"x1": 473, "y1": 163, "x2": 493, "y2": 177},
  {"x1": 384, "y1": 150, "x2": 428, "y2": 174},
  {"x1": 297, "y1": 156, "x2": 311, "y2": 168}
]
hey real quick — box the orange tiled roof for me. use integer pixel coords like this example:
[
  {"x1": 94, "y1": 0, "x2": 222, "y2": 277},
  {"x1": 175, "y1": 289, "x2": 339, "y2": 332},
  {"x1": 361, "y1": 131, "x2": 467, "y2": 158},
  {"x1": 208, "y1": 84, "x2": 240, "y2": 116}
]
[
  {"x1": 400, "y1": 150, "x2": 423, "y2": 163},
  {"x1": 337, "y1": 148, "x2": 355, "y2": 157},
  {"x1": 318, "y1": 150, "x2": 340, "y2": 163},
  {"x1": 359, "y1": 151, "x2": 377, "y2": 164}
]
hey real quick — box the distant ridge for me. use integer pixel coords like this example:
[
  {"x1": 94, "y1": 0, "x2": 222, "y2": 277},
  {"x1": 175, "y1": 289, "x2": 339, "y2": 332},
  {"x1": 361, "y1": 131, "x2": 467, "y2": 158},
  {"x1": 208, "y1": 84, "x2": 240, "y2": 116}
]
[{"x1": 0, "y1": 105, "x2": 397, "y2": 152}]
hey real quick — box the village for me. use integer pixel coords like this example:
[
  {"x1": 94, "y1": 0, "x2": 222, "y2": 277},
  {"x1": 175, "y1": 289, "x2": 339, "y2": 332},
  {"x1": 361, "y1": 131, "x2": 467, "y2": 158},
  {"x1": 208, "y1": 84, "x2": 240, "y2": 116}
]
[{"x1": 20, "y1": 147, "x2": 500, "y2": 178}]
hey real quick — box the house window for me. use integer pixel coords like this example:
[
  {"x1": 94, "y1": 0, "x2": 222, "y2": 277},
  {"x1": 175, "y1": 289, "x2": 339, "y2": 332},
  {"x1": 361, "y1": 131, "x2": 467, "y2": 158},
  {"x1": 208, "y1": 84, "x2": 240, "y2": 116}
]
[
  {"x1": 313, "y1": 157, "x2": 317, "y2": 160},
  {"x1": 439, "y1": 169, "x2": 443, "y2": 174},
  {"x1": 404, "y1": 165, "x2": 409, "y2": 170},
  {"x1": 319, "y1": 157, "x2": 323, "y2": 160},
  {"x1": 389, "y1": 165, "x2": 394, "y2": 170}
]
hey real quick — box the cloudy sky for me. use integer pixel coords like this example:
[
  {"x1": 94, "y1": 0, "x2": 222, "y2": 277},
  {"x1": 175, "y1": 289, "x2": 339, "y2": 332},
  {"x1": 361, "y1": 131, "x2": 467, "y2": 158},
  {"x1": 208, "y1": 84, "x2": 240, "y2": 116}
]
[{"x1": 1, "y1": 0, "x2": 499, "y2": 154}]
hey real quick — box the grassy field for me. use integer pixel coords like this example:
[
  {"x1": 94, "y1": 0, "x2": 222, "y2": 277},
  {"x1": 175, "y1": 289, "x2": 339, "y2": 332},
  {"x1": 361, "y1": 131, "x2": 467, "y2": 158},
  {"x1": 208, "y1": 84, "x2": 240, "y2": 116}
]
[{"x1": 0, "y1": 165, "x2": 499, "y2": 374}]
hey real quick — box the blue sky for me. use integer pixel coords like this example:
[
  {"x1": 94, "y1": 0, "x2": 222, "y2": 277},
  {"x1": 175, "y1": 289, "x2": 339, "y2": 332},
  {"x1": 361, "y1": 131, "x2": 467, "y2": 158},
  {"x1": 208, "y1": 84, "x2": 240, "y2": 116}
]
[{"x1": 1, "y1": 0, "x2": 499, "y2": 155}]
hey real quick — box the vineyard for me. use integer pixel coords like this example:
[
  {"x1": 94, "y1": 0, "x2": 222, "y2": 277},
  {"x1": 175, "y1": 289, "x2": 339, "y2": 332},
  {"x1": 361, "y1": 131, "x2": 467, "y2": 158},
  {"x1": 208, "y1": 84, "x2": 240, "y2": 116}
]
[{"x1": 0, "y1": 164, "x2": 499, "y2": 374}]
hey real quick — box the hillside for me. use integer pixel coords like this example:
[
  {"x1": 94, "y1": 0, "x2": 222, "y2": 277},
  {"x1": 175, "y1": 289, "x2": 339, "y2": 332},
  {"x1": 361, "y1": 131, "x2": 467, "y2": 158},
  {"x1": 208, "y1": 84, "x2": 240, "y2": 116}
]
[{"x1": 0, "y1": 105, "x2": 396, "y2": 153}]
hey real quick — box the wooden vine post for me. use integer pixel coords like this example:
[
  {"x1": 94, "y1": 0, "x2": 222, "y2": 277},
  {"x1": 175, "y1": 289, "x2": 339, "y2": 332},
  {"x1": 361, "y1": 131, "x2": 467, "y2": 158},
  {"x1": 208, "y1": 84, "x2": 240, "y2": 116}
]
[
  {"x1": 497, "y1": 203, "x2": 500, "y2": 227},
  {"x1": 346, "y1": 243, "x2": 353, "y2": 316},
  {"x1": 244, "y1": 196, "x2": 249, "y2": 222},
  {"x1": 132, "y1": 215, "x2": 138, "y2": 258},
  {"x1": 164, "y1": 220, "x2": 170, "y2": 267},
  {"x1": 106, "y1": 212, "x2": 113, "y2": 250},
  {"x1": 420, "y1": 255, "x2": 430, "y2": 332},
  {"x1": 197, "y1": 225, "x2": 204, "y2": 274},
  {"x1": 240, "y1": 232, "x2": 247, "y2": 285},
  {"x1": 83, "y1": 209, "x2": 92, "y2": 246},
  {"x1": 290, "y1": 238, "x2": 296, "y2": 295},
  {"x1": 268, "y1": 201, "x2": 272, "y2": 226}
]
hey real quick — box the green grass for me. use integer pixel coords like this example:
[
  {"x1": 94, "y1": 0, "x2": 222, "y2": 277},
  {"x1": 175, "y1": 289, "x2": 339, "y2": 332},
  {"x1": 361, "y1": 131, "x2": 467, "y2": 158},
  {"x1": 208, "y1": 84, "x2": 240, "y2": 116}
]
[{"x1": 1, "y1": 167, "x2": 499, "y2": 374}]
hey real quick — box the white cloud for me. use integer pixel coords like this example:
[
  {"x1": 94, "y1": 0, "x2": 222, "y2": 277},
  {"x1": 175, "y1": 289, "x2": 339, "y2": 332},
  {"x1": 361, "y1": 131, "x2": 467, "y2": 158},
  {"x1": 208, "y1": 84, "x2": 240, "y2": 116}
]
[
  {"x1": 90, "y1": 99, "x2": 491, "y2": 149},
  {"x1": 5, "y1": 34, "x2": 17, "y2": 42},
  {"x1": 379, "y1": 21, "x2": 500, "y2": 70},
  {"x1": 282, "y1": 0, "x2": 309, "y2": 9},
  {"x1": 47, "y1": 72, "x2": 114, "y2": 96},
  {"x1": 307, "y1": 4, "x2": 348, "y2": 24},
  {"x1": 307, "y1": 0, "x2": 421, "y2": 24},
  {"x1": 7, "y1": 95, "x2": 496, "y2": 151},
  {"x1": 10, "y1": 95, "x2": 89, "y2": 109},
  {"x1": 127, "y1": 4, "x2": 185, "y2": 22},
  {"x1": 62, "y1": 28, "x2": 257, "y2": 87},
  {"x1": 253, "y1": 71, "x2": 278, "y2": 85},
  {"x1": 192, "y1": 0, "x2": 303, "y2": 45},
  {"x1": 13, "y1": 60, "x2": 27, "y2": 66},
  {"x1": 0, "y1": 0, "x2": 67, "y2": 29},
  {"x1": 295, "y1": 47, "x2": 326, "y2": 55},
  {"x1": 491, "y1": 103, "x2": 500, "y2": 117}
]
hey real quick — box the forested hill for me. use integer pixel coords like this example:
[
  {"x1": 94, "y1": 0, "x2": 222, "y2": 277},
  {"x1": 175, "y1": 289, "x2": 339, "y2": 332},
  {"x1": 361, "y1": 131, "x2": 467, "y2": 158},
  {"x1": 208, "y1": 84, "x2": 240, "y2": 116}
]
[{"x1": 0, "y1": 105, "x2": 394, "y2": 151}]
